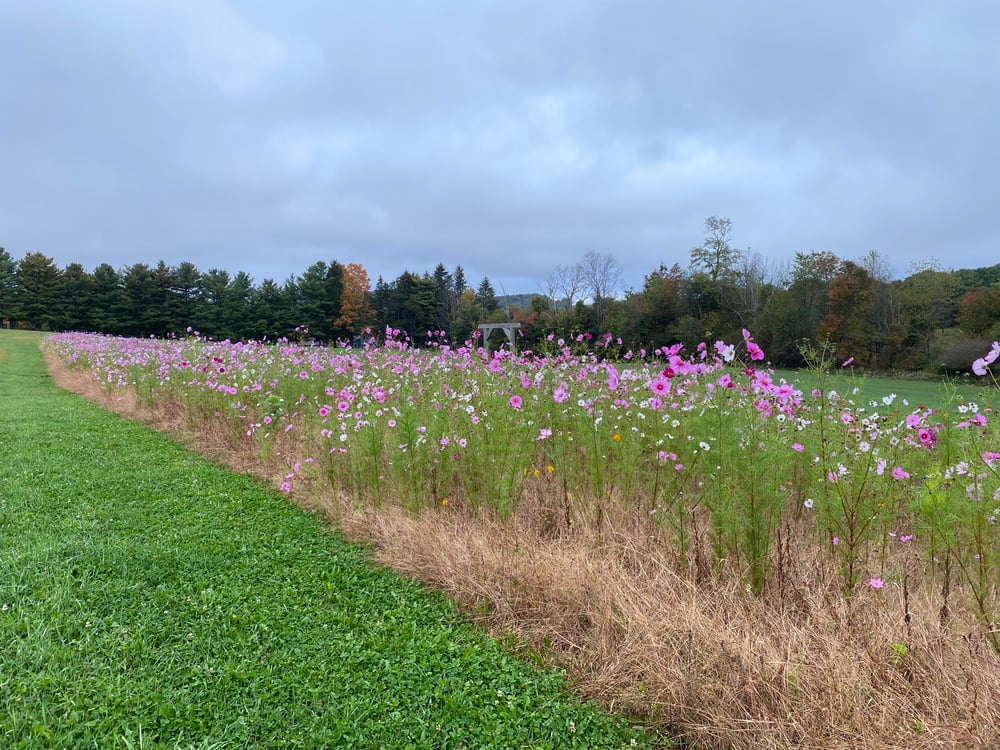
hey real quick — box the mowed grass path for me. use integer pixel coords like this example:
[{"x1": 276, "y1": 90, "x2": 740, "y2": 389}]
[{"x1": 0, "y1": 331, "x2": 653, "y2": 750}]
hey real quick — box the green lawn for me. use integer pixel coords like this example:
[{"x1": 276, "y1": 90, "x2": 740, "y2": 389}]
[
  {"x1": 771, "y1": 367, "x2": 997, "y2": 412},
  {"x1": 0, "y1": 330, "x2": 655, "y2": 750}
]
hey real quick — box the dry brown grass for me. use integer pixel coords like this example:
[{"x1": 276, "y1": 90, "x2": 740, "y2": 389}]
[{"x1": 46, "y1": 354, "x2": 1000, "y2": 749}]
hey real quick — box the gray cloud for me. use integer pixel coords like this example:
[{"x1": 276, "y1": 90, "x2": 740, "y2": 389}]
[{"x1": 2, "y1": 1, "x2": 998, "y2": 296}]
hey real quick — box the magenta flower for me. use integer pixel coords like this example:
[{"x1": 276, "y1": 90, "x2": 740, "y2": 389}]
[
  {"x1": 650, "y1": 377, "x2": 671, "y2": 396},
  {"x1": 791, "y1": 443, "x2": 804, "y2": 452},
  {"x1": 841, "y1": 357, "x2": 854, "y2": 367},
  {"x1": 869, "y1": 578, "x2": 884, "y2": 589},
  {"x1": 509, "y1": 394, "x2": 523, "y2": 410},
  {"x1": 891, "y1": 466, "x2": 910, "y2": 480}
]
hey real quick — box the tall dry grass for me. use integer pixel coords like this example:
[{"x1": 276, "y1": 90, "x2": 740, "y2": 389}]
[{"x1": 47, "y1": 355, "x2": 1000, "y2": 749}]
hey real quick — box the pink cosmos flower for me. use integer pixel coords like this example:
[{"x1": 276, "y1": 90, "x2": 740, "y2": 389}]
[
  {"x1": 842, "y1": 357, "x2": 854, "y2": 367},
  {"x1": 791, "y1": 443, "x2": 804, "y2": 452},
  {"x1": 509, "y1": 394, "x2": 523, "y2": 410},
  {"x1": 972, "y1": 341, "x2": 999, "y2": 376},
  {"x1": 606, "y1": 365, "x2": 619, "y2": 390},
  {"x1": 891, "y1": 466, "x2": 910, "y2": 480},
  {"x1": 869, "y1": 578, "x2": 884, "y2": 589},
  {"x1": 650, "y1": 377, "x2": 672, "y2": 396}
]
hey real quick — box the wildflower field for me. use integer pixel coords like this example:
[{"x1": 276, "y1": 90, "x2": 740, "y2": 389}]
[
  {"x1": 2, "y1": 329, "x2": 655, "y2": 750},
  {"x1": 44, "y1": 329, "x2": 1000, "y2": 749}
]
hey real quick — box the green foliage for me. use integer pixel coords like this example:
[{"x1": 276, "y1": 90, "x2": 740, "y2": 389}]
[
  {"x1": 2, "y1": 232, "x2": 999, "y2": 376},
  {"x1": 0, "y1": 247, "x2": 18, "y2": 325},
  {"x1": 15, "y1": 252, "x2": 64, "y2": 331}
]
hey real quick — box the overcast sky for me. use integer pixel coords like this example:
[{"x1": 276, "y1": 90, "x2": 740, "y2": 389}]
[{"x1": 2, "y1": 1, "x2": 998, "y2": 295}]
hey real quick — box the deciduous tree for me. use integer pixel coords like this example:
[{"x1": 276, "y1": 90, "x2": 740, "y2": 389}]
[
  {"x1": 335, "y1": 262, "x2": 374, "y2": 339},
  {"x1": 580, "y1": 250, "x2": 622, "y2": 331}
]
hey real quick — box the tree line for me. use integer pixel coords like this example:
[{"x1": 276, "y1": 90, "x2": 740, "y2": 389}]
[{"x1": 2, "y1": 217, "x2": 998, "y2": 372}]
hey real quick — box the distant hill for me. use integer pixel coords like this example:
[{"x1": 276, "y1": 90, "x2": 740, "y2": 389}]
[{"x1": 497, "y1": 294, "x2": 572, "y2": 312}]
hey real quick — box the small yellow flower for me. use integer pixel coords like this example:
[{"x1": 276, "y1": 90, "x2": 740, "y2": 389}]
[
  {"x1": 441, "y1": 498, "x2": 449, "y2": 506},
  {"x1": 613, "y1": 433, "x2": 621, "y2": 442},
  {"x1": 533, "y1": 469, "x2": 540, "y2": 477},
  {"x1": 546, "y1": 465, "x2": 554, "y2": 474}
]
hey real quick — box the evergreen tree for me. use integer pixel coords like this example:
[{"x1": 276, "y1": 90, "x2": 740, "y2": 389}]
[
  {"x1": 119, "y1": 263, "x2": 160, "y2": 337},
  {"x1": 197, "y1": 268, "x2": 233, "y2": 339},
  {"x1": 169, "y1": 261, "x2": 203, "y2": 331},
  {"x1": 452, "y1": 265, "x2": 469, "y2": 300},
  {"x1": 431, "y1": 263, "x2": 453, "y2": 335},
  {"x1": 147, "y1": 261, "x2": 178, "y2": 336},
  {"x1": 16, "y1": 252, "x2": 64, "y2": 331},
  {"x1": 90, "y1": 264, "x2": 124, "y2": 334},
  {"x1": 370, "y1": 276, "x2": 392, "y2": 334},
  {"x1": 227, "y1": 271, "x2": 255, "y2": 339},
  {"x1": 476, "y1": 276, "x2": 499, "y2": 313},
  {"x1": 0, "y1": 248, "x2": 21, "y2": 326},
  {"x1": 249, "y1": 278, "x2": 279, "y2": 340},
  {"x1": 61, "y1": 262, "x2": 94, "y2": 331},
  {"x1": 297, "y1": 261, "x2": 344, "y2": 340}
]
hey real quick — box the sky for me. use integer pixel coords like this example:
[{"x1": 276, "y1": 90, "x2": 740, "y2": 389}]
[{"x1": 2, "y1": 1, "x2": 999, "y2": 296}]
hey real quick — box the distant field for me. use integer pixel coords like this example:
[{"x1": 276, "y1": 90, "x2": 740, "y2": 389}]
[{"x1": 771, "y1": 368, "x2": 997, "y2": 411}]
